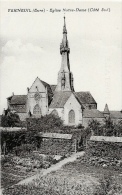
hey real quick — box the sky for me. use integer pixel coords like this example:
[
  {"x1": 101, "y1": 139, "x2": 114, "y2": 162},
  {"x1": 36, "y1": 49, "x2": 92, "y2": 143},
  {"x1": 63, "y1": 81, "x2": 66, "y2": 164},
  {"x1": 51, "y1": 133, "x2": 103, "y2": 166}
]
[{"x1": 0, "y1": 1, "x2": 122, "y2": 114}]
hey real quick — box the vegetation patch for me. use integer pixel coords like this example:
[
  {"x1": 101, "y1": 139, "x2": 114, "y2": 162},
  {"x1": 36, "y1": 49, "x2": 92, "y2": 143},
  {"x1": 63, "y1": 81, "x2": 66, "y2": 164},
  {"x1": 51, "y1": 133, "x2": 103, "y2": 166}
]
[
  {"x1": 3, "y1": 159, "x2": 122, "y2": 195},
  {"x1": 1, "y1": 152, "x2": 62, "y2": 189}
]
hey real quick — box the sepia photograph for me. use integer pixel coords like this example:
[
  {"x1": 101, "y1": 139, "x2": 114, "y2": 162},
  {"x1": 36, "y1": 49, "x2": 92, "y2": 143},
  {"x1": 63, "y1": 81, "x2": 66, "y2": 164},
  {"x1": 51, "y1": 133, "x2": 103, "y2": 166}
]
[{"x1": 0, "y1": 1, "x2": 122, "y2": 194}]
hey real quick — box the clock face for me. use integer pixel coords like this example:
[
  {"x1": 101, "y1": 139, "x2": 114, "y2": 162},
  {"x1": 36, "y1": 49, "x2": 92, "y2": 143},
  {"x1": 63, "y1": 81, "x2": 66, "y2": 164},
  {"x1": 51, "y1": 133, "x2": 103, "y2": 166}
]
[{"x1": 34, "y1": 92, "x2": 41, "y2": 101}]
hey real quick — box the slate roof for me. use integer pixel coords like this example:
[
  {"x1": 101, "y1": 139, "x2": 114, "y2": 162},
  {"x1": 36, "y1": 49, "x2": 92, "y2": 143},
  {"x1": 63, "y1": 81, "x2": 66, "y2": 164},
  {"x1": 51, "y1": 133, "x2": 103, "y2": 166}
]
[
  {"x1": 40, "y1": 80, "x2": 53, "y2": 95},
  {"x1": 83, "y1": 109, "x2": 105, "y2": 118},
  {"x1": 49, "y1": 91, "x2": 72, "y2": 108},
  {"x1": 110, "y1": 111, "x2": 122, "y2": 119},
  {"x1": 8, "y1": 95, "x2": 27, "y2": 105},
  {"x1": 74, "y1": 92, "x2": 97, "y2": 104}
]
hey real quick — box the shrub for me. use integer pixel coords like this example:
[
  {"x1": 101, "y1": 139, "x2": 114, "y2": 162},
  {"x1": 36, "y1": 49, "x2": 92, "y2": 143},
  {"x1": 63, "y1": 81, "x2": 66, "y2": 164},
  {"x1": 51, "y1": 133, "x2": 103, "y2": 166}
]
[
  {"x1": 27, "y1": 114, "x2": 64, "y2": 132},
  {"x1": 1, "y1": 110, "x2": 21, "y2": 127},
  {"x1": 1, "y1": 130, "x2": 39, "y2": 155},
  {"x1": 13, "y1": 144, "x2": 36, "y2": 156},
  {"x1": 95, "y1": 173, "x2": 122, "y2": 195},
  {"x1": 86, "y1": 119, "x2": 122, "y2": 137}
]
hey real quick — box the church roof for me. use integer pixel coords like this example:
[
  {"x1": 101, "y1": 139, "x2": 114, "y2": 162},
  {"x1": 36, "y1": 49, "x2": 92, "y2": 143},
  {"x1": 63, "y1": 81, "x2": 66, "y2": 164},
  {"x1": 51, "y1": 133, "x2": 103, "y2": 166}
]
[
  {"x1": 83, "y1": 109, "x2": 105, "y2": 118},
  {"x1": 8, "y1": 95, "x2": 27, "y2": 105},
  {"x1": 40, "y1": 80, "x2": 52, "y2": 94},
  {"x1": 49, "y1": 91, "x2": 72, "y2": 108},
  {"x1": 110, "y1": 111, "x2": 122, "y2": 119},
  {"x1": 49, "y1": 91, "x2": 97, "y2": 109},
  {"x1": 74, "y1": 92, "x2": 97, "y2": 104}
]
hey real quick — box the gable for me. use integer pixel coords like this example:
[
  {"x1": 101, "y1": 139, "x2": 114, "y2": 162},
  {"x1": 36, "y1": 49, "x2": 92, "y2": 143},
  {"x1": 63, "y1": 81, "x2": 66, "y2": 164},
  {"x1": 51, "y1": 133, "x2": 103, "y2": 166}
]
[
  {"x1": 64, "y1": 93, "x2": 81, "y2": 108},
  {"x1": 29, "y1": 77, "x2": 47, "y2": 93}
]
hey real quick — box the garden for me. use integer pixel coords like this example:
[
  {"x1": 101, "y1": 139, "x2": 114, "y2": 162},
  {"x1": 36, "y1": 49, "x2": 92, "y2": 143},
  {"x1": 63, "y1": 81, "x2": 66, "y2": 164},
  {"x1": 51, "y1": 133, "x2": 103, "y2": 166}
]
[
  {"x1": 2, "y1": 158, "x2": 122, "y2": 195},
  {"x1": 1, "y1": 150, "x2": 63, "y2": 189},
  {"x1": 1, "y1": 112, "x2": 122, "y2": 194}
]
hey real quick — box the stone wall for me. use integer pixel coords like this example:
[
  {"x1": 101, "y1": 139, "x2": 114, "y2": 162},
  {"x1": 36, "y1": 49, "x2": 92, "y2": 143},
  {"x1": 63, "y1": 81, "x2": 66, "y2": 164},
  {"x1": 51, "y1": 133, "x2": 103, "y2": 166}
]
[
  {"x1": 38, "y1": 138, "x2": 76, "y2": 156},
  {"x1": 26, "y1": 117, "x2": 82, "y2": 155},
  {"x1": 86, "y1": 139, "x2": 122, "y2": 160}
]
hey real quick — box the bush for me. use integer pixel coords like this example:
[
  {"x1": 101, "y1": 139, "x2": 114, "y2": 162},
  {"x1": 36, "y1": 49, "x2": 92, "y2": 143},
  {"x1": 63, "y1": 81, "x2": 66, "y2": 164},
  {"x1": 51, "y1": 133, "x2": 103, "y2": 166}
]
[
  {"x1": 1, "y1": 111, "x2": 21, "y2": 127},
  {"x1": 27, "y1": 114, "x2": 64, "y2": 132},
  {"x1": 87, "y1": 119, "x2": 122, "y2": 137},
  {"x1": 1, "y1": 130, "x2": 40, "y2": 155},
  {"x1": 96, "y1": 173, "x2": 122, "y2": 195},
  {"x1": 13, "y1": 144, "x2": 36, "y2": 156}
]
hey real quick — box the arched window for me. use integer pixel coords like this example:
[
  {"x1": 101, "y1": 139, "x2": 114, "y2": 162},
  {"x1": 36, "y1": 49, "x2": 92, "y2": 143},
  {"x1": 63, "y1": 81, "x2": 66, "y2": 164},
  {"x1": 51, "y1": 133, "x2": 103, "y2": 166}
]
[
  {"x1": 33, "y1": 104, "x2": 41, "y2": 115},
  {"x1": 69, "y1": 110, "x2": 75, "y2": 124},
  {"x1": 51, "y1": 109, "x2": 59, "y2": 117}
]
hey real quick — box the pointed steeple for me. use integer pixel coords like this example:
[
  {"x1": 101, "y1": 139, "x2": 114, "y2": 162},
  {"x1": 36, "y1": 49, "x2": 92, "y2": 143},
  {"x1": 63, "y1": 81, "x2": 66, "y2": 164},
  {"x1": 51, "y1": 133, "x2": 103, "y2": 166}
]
[
  {"x1": 104, "y1": 104, "x2": 110, "y2": 114},
  {"x1": 56, "y1": 17, "x2": 74, "y2": 92},
  {"x1": 63, "y1": 16, "x2": 67, "y2": 34}
]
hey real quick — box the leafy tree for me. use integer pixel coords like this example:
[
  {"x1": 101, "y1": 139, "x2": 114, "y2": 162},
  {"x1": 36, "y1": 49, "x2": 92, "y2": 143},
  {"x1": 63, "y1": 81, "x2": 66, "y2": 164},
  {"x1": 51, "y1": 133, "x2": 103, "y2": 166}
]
[
  {"x1": 103, "y1": 117, "x2": 114, "y2": 136},
  {"x1": 113, "y1": 120, "x2": 122, "y2": 136},
  {"x1": 1, "y1": 110, "x2": 20, "y2": 127},
  {"x1": 88, "y1": 119, "x2": 101, "y2": 135}
]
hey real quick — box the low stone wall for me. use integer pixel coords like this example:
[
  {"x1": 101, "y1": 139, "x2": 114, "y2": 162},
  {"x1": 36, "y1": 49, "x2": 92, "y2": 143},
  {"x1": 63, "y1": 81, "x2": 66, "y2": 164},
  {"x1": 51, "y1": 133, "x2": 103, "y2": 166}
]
[
  {"x1": 38, "y1": 138, "x2": 76, "y2": 156},
  {"x1": 26, "y1": 117, "x2": 82, "y2": 155},
  {"x1": 86, "y1": 139, "x2": 122, "y2": 160}
]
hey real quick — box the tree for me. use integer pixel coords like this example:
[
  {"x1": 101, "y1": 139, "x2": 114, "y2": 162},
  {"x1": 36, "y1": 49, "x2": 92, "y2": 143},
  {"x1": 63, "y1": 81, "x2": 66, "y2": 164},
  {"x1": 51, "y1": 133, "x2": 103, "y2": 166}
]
[
  {"x1": 88, "y1": 119, "x2": 101, "y2": 135},
  {"x1": 103, "y1": 117, "x2": 114, "y2": 136},
  {"x1": 1, "y1": 109, "x2": 20, "y2": 127},
  {"x1": 113, "y1": 120, "x2": 122, "y2": 136}
]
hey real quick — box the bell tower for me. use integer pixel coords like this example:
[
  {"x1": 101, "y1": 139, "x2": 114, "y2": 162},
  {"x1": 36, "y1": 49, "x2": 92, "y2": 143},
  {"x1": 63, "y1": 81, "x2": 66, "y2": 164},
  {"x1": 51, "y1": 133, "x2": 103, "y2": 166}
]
[{"x1": 55, "y1": 17, "x2": 74, "y2": 92}]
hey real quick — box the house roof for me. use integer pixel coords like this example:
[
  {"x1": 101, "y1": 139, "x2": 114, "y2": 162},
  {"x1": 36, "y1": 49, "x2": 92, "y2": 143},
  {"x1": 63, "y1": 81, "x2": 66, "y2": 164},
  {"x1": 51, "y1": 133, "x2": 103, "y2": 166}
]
[
  {"x1": 38, "y1": 132, "x2": 73, "y2": 139},
  {"x1": 8, "y1": 95, "x2": 27, "y2": 105},
  {"x1": 49, "y1": 91, "x2": 72, "y2": 108},
  {"x1": 74, "y1": 92, "x2": 97, "y2": 104},
  {"x1": 83, "y1": 109, "x2": 105, "y2": 118},
  {"x1": 110, "y1": 111, "x2": 122, "y2": 119}
]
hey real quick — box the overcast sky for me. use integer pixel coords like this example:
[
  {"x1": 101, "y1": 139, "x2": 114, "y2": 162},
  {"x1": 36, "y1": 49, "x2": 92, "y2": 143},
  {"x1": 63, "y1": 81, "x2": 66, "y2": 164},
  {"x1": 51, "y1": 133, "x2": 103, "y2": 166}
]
[{"x1": 0, "y1": 1, "x2": 122, "y2": 114}]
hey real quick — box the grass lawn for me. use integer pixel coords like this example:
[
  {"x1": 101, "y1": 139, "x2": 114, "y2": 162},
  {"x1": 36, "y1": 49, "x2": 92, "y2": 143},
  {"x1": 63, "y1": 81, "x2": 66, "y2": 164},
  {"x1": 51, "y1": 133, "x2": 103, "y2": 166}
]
[{"x1": 3, "y1": 158, "x2": 122, "y2": 195}]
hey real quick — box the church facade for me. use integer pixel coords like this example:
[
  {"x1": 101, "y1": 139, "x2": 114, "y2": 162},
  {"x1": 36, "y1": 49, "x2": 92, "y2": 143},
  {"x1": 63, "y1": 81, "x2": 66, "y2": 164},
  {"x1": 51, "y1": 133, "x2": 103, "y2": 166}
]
[{"x1": 7, "y1": 17, "x2": 122, "y2": 127}]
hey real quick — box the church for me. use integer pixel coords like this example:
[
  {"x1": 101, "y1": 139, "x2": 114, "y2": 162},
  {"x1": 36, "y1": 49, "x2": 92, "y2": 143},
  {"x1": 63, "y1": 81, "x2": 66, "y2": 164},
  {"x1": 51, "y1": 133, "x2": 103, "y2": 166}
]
[{"x1": 6, "y1": 17, "x2": 122, "y2": 127}]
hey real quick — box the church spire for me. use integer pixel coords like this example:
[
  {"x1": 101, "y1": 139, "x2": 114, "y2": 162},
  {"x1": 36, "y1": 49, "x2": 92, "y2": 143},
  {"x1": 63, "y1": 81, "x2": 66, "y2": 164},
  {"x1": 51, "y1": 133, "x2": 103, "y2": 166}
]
[
  {"x1": 56, "y1": 17, "x2": 74, "y2": 92},
  {"x1": 63, "y1": 16, "x2": 67, "y2": 34}
]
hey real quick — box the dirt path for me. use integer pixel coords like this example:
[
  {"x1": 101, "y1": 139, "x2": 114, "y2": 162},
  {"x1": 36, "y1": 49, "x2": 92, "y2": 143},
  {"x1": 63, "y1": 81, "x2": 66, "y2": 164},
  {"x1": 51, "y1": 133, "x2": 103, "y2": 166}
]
[{"x1": 17, "y1": 151, "x2": 85, "y2": 185}]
